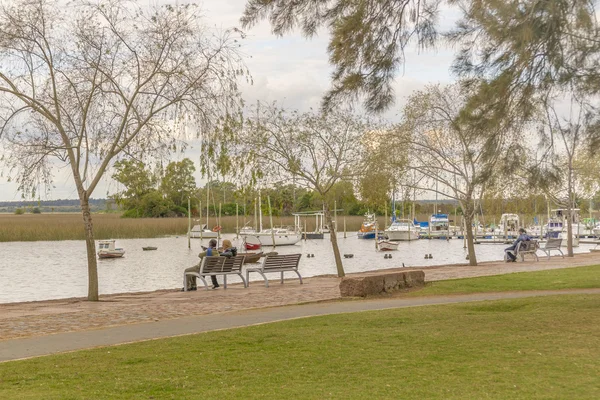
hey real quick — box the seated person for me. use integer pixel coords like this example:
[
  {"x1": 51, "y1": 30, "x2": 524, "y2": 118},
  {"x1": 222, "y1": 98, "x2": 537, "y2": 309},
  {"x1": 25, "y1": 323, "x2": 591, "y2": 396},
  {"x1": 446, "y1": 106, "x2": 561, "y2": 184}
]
[
  {"x1": 504, "y1": 228, "x2": 531, "y2": 262},
  {"x1": 220, "y1": 239, "x2": 238, "y2": 257},
  {"x1": 183, "y1": 239, "x2": 219, "y2": 291}
]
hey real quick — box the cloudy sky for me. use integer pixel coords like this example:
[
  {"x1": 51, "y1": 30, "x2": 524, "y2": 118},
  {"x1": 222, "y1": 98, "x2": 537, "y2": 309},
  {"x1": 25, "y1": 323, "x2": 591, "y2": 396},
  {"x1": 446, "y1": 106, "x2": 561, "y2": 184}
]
[{"x1": 0, "y1": 0, "x2": 458, "y2": 201}]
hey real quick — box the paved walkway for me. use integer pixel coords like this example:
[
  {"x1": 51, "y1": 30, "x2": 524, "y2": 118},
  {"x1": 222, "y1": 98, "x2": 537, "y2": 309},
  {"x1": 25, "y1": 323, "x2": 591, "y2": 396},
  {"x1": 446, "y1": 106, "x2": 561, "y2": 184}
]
[
  {"x1": 2, "y1": 288, "x2": 599, "y2": 362},
  {"x1": 1, "y1": 251, "x2": 599, "y2": 361}
]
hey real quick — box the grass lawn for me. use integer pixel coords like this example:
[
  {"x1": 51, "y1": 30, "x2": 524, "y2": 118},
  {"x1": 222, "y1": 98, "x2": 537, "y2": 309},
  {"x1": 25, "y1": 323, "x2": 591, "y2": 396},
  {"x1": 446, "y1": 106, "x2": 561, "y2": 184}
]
[
  {"x1": 405, "y1": 264, "x2": 600, "y2": 297},
  {"x1": 1, "y1": 294, "x2": 599, "y2": 399}
]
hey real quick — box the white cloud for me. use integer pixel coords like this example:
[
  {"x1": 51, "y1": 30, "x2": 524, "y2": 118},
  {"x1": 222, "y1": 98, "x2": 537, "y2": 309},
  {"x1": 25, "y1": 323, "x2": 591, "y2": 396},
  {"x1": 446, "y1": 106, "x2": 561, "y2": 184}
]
[{"x1": 0, "y1": 0, "x2": 458, "y2": 201}]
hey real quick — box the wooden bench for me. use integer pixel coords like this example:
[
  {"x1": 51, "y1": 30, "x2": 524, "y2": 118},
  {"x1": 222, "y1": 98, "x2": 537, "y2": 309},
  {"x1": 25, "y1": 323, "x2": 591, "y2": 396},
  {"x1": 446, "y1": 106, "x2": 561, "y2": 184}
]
[
  {"x1": 183, "y1": 255, "x2": 247, "y2": 291},
  {"x1": 540, "y1": 238, "x2": 564, "y2": 259},
  {"x1": 515, "y1": 240, "x2": 539, "y2": 262},
  {"x1": 246, "y1": 254, "x2": 302, "y2": 287}
]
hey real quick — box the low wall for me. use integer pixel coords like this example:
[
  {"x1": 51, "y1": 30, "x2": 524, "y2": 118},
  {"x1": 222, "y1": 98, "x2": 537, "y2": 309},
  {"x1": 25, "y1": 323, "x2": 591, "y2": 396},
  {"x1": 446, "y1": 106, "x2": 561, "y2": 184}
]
[{"x1": 339, "y1": 270, "x2": 425, "y2": 297}]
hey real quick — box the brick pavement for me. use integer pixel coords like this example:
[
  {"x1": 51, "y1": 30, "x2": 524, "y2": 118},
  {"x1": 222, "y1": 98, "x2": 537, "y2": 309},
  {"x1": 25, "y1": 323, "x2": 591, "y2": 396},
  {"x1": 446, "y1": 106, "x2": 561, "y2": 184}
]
[{"x1": 1, "y1": 251, "x2": 599, "y2": 341}]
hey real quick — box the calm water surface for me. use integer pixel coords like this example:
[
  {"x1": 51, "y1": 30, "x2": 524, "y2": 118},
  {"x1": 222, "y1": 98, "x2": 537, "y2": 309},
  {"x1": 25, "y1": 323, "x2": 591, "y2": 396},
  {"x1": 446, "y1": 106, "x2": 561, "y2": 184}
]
[{"x1": 0, "y1": 234, "x2": 595, "y2": 304}]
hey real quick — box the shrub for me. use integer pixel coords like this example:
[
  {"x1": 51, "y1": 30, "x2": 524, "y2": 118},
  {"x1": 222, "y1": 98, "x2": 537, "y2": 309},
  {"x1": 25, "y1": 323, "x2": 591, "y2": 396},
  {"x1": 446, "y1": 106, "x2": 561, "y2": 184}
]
[
  {"x1": 14, "y1": 208, "x2": 24, "y2": 215},
  {"x1": 32, "y1": 207, "x2": 41, "y2": 214}
]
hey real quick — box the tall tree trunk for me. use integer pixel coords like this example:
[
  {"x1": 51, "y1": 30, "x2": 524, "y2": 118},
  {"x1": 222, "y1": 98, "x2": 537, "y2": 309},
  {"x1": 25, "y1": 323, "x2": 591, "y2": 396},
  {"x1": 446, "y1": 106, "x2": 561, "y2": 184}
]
[
  {"x1": 80, "y1": 197, "x2": 99, "y2": 300},
  {"x1": 566, "y1": 206, "x2": 574, "y2": 257},
  {"x1": 464, "y1": 205, "x2": 478, "y2": 266},
  {"x1": 566, "y1": 164, "x2": 574, "y2": 257},
  {"x1": 324, "y1": 203, "x2": 345, "y2": 277}
]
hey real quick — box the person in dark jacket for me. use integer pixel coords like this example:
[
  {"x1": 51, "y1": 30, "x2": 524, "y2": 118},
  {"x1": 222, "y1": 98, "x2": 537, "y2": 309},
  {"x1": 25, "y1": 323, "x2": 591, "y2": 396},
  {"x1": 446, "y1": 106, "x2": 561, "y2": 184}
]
[
  {"x1": 504, "y1": 228, "x2": 531, "y2": 262},
  {"x1": 220, "y1": 239, "x2": 238, "y2": 257}
]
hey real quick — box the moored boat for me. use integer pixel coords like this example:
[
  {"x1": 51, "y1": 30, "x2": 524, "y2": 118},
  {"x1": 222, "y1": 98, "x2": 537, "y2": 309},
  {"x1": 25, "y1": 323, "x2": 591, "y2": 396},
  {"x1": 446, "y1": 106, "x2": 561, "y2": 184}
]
[
  {"x1": 422, "y1": 214, "x2": 450, "y2": 239},
  {"x1": 378, "y1": 240, "x2": 399, "y2": 251},
  {"x1": 189, "y1": 224, "x2": 219, "y2": 239},
  {"x1": 242, "y1": 228, "x2": 302, "y2": 247},
  {"x1": 357, "y1": 213, "x2": 378, "y2": 239},
  {"x1": 98, "y1": 240, "x2": 125, "y2": 259},
  {"x1": 238, "y1": 252, "x2": 263, "y2": 263},
  {"x1": 142, "y1": 246, "x2": 158, "y2": 251},
  {"x1": 384, "y1": 219, "x2": 419, "y2": 241}
]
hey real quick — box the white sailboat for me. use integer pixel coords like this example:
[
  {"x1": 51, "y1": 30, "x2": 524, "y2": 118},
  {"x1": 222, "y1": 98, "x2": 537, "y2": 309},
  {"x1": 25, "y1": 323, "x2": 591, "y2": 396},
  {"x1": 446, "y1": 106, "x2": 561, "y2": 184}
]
[
  {"x1": 240, "y1": 191, "x2": 301, "y2": 247},
  {"x1": 190, "y1": 180, "x2": 219, "y2": 239}
]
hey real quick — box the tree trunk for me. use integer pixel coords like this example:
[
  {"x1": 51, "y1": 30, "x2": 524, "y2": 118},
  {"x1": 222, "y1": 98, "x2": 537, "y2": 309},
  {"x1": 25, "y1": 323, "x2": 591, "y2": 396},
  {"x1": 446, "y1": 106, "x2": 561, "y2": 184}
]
[
  {"x1": 324, "y1": 203, "x2": 345, "y2": 277},
  {"x1": 463, "y1": 207, "x2": 478, "y2": 266},
  {"x1": 566, "y1": 164, "x2": 574, "y2": 257},
  {"x1": 81, "y1": 197, "x2": 99, "y2": 301},
  {"x1": 566, "y1": 207, "x2": 574, "y2": 257}
]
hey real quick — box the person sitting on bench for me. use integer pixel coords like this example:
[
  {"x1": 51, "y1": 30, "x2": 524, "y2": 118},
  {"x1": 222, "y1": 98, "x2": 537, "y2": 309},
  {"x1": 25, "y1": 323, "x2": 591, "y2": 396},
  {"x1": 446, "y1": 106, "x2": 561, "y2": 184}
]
[
  {"x1": 504, "y1": 228, "x2": 531, "y2": 262},
  {"x1": 183, "y1": 239, "x2": 219, "y2": 290}
]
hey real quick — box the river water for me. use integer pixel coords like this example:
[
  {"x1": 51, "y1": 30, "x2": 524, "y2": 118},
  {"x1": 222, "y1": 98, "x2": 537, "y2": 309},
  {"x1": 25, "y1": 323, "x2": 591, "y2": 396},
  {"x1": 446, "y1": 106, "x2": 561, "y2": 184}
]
[{"x1": 0, "y1": 235, "x2": 595, "y2": 304}]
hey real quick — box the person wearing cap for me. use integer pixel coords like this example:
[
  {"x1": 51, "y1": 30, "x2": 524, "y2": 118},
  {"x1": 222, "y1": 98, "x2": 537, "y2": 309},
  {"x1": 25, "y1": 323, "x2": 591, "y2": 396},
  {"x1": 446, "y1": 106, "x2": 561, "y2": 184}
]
[
  {"x1": 183, "y1": 238, "x2": 219, "y2": 291},
  {"x1": 504, "y1": 228, "x2": 531, "y2": 262}
]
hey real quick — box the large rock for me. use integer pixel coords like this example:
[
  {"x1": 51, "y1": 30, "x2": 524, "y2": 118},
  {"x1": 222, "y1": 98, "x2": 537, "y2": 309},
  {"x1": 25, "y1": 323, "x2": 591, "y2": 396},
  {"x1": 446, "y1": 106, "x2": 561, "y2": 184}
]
[{"x1": 339, "y1": 270, "x2": 425, "y2": 297}]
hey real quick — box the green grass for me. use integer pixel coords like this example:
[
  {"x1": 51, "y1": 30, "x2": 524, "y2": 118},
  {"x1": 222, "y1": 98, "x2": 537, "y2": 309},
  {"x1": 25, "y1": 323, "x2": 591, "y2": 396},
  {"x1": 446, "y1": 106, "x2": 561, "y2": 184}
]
[
  {"x1": 1, "y1": 294, "x2": 599, "y2": 399},
  {"x1": 404, "y1": 265, "x2": 600, "y2": 297}
]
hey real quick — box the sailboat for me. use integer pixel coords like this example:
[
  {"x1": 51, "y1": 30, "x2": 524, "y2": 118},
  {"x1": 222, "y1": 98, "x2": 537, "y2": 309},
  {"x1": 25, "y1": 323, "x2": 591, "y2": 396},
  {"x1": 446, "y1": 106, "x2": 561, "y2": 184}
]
[
  {"x1": 384, "y1": 191, "x2": 419, "y2": 241},
  {"x1": 190, "y1": 180, "x2": 219, "y2": 239},
  {"x1": 240, "y1": 191, "x2": 301, "y2": 247}
]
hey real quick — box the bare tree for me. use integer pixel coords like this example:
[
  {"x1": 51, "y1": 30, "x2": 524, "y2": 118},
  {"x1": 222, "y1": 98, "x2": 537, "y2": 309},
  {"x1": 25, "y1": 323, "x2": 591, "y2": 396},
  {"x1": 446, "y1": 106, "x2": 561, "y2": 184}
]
[
  {"x1": 395, "y1": 84, "x2": 524, "y2": 265},
  {"x1": 235, "y1": 104, "x2": 371, "y2": 277},
  {"x1": 533, "y1": 97, "x2": 600, "y2": 256},
  {"x1": 0, "y1": 0, "x2": 246, "y2": 300}
]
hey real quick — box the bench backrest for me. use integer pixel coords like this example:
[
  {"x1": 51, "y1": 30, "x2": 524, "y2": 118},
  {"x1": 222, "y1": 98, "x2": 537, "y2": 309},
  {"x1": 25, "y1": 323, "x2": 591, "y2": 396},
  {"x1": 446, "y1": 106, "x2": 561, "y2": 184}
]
[
  {"x1": 200, "y1": 256, "x2": 226, "y2": 274},
  {"x1": 221, "y1": 255, "x2": 245, "y2": 273},
  {"x1": 518, "y1": 240, "x2": 539, "y2": 252},
  {"x1": 262, "y1": 254, "x2": 302, "y2": 270},
  {"x1": 545, "y1": 238, "x2": 562, "y2": 248}
]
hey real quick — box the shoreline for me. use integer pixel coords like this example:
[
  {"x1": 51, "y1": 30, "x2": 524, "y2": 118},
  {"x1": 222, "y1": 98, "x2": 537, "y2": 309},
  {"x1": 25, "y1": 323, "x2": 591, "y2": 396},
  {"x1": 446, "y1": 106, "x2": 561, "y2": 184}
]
[{"x1": 1, "y1": 252, "x2": 598, "y2": 307}]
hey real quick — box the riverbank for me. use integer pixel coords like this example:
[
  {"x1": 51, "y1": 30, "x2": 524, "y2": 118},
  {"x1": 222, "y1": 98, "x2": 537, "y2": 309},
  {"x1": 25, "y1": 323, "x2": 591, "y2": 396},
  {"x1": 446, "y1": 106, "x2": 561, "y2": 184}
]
[{"x1": 2, "y1": 250, "x2": 599, "y2": 341}]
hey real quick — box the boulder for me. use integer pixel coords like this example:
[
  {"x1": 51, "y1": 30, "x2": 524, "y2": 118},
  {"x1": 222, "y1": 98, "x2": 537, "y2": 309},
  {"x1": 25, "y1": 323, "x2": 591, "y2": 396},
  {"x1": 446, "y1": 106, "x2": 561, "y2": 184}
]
[{"x1": 339, "y1": 270, "x2": 425, "y2": 297}]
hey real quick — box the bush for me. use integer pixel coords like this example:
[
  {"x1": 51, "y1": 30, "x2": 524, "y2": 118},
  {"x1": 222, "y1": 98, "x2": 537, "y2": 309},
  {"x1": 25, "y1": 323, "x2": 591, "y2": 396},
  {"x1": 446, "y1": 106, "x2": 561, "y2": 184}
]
[
  {"x1": 14, "y1": 208, "x2": 24, "y2": 215},
  {"x1": 32, "y1": 207, "x2": 41, "y2": 214}
]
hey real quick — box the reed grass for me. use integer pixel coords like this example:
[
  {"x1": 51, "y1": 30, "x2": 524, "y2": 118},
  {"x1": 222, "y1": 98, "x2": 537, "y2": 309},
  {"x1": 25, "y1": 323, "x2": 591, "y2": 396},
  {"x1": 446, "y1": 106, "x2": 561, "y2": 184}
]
[
  {"x1": 0, "y1": 210, "x2": 528, "y2": 242},
  {"x1": 0, "y1": 214, "x2": 372, "y2": 242}
]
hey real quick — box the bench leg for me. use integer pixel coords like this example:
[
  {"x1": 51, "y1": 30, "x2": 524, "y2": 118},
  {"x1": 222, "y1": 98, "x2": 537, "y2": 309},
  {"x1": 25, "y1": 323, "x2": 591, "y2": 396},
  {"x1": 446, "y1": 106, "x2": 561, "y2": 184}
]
[
  {"x1": 198, "y1": 276, "x2": 209, "y2": 290},
  {"x1": 256, "y1": 271, "x2": 269, "y2": 287},
  {"x1": 281, "y1": 271, "x2": 284, "y2": 284},
  {"x1": 183, "y1": 273, "x2": 188, "y2": 291},
  {"x1": 224, "y1": 275, "x2": 227, "y2": 289},
  {"x1": 237, "y1": 273, "x2": 247, "y2": 288},
  {"x1": 558, "y1": 249, "x2": 564, "y2": 258},
  {"x1": 294, "y1": 270, "x2": 303, "y2": 284}
]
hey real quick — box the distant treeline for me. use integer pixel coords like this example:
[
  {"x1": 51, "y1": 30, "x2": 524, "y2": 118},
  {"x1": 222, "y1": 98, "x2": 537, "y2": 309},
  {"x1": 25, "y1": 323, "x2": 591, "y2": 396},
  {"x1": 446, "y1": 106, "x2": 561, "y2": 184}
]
[{"x1": 0, "y1": 198, "x2": 113, "y2": 213}]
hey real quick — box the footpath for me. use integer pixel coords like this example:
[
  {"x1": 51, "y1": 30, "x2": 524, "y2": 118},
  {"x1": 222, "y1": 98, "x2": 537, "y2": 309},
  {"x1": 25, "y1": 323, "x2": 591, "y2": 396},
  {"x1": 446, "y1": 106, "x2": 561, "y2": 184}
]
[{"x1": 1, "y1": 251, "x2": 600, "y2": 362}]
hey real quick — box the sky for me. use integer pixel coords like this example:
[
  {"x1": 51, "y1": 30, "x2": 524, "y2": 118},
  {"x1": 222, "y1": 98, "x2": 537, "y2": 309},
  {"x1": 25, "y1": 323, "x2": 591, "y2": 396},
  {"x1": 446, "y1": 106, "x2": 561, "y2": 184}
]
[{"x1": 0, "y1": 0, "x2": 458, "y2": 201}]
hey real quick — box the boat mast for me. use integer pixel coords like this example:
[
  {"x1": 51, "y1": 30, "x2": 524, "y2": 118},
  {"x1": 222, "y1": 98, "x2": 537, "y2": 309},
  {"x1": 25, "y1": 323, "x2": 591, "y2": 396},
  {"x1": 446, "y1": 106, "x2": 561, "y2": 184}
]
[
  {"x1": 254, "y1": 198, "x2": 258, "y2": 232},
  {"x1": 206, "y1": 171, "x2": 210, "y2": 229},
  {"x1": 258, "y1": 188, "x2": 263, "y2": 232}
]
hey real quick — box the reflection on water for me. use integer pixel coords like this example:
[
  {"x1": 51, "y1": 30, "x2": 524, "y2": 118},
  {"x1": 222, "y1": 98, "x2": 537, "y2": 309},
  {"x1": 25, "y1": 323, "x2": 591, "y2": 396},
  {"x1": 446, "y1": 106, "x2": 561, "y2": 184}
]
[{"x1": 0, "y1": 235, "x2": 595, "y2": 304}]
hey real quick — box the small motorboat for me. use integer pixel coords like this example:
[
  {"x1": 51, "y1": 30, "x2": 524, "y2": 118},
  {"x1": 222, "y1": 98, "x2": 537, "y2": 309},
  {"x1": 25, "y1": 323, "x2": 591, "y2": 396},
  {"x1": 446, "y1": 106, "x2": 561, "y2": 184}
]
[
  {"x1": 377, "y1": 240, "x2": 399, "y2": 251},
  {"x1": 244, "y1": 241, "x2": 262, "y2": 250},
  {"x1": 98, "y1": 240, "x2": 125, "y2": 259},
  {"x1": 238, "y1": 252, "x2": 264, "y2": 264},
  {"x1": 142, "y1": 246, "x2": 158, "y2": 251}
]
